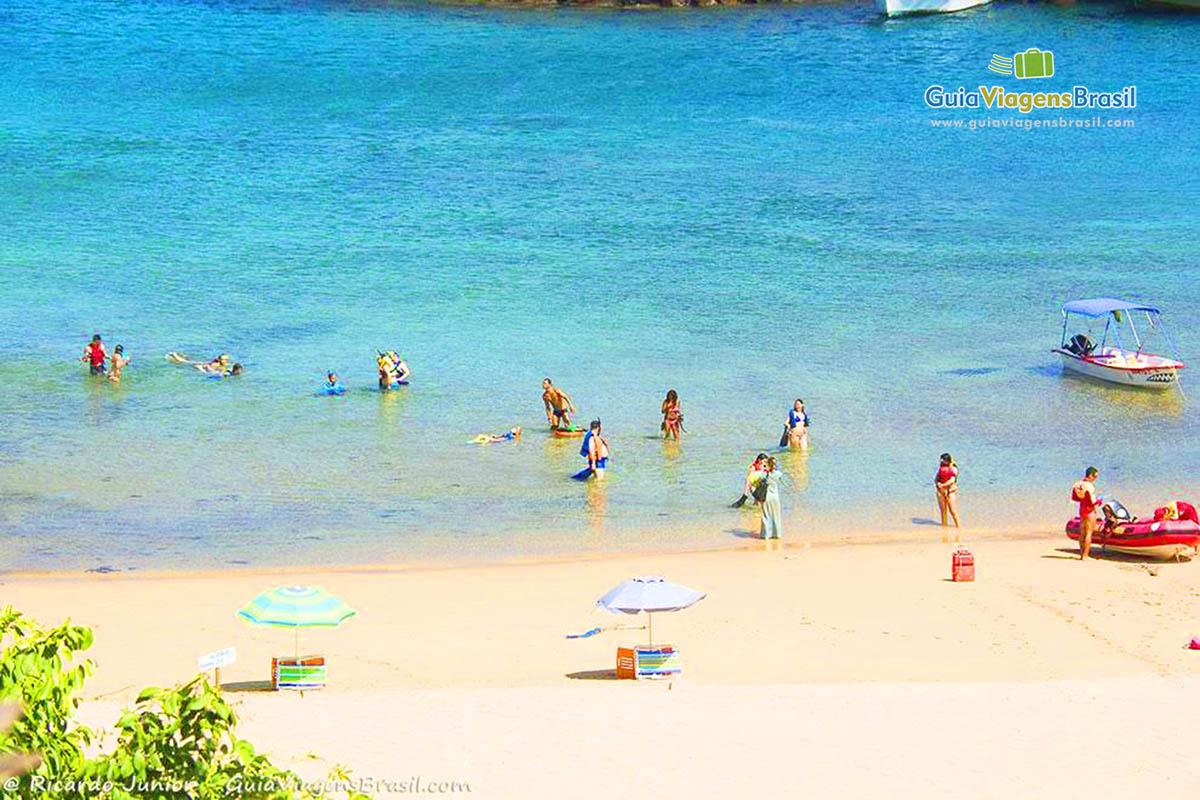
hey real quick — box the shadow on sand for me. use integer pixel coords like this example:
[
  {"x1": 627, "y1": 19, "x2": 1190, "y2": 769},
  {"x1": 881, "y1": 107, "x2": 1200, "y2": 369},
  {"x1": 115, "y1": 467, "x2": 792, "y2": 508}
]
[
  {"x1": 1042, "y1": 546, "x2": 1190, "y2": 566},
  {"x1": 220, "y1": 680, "x2": 275, "y2": 693},
  {"x1": 566, "y1": 669, "x2": 619, "y2": 681}
]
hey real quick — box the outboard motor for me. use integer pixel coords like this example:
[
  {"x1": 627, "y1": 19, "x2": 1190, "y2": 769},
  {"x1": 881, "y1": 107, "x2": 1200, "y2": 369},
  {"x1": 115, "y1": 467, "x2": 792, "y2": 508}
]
[
  {"x1": 1101, "y1": 496, "x2": 1135, "y2": 531},
  {"x1": 1068, "y1": 333, "x2": 1095, "y2": 357}
]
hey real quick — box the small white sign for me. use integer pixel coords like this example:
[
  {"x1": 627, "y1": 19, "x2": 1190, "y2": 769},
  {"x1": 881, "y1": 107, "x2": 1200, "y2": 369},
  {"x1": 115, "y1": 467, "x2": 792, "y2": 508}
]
[{"x1": 197, "y1": 646, "x2": 236, "y2": 671}]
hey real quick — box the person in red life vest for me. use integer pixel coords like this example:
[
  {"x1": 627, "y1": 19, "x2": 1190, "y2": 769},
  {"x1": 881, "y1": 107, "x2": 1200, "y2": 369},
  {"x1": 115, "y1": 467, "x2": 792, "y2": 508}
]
[
  {"x1": 81, "y1": 334, "x2": 107, "y2": 376},
  {"x1": 935, "y1": 452, "x2": 960, "y2": 528},
  {"x1": 1153, "y1": 501, "x2": 1199, "y2": 525},
  {"x1": 1071, "y1": 467, "x2": 1101, "y2": 560}
]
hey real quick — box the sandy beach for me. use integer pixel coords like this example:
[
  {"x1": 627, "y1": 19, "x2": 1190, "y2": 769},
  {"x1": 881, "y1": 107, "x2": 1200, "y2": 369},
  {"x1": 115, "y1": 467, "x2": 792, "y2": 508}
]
[{"x1": 7, "y1": 533, "x2": 1200, "y2": 798}]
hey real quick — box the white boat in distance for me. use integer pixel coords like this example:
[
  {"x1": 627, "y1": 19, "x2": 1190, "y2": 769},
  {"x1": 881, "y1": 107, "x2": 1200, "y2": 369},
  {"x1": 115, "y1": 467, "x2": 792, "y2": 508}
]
[
  {"x1": 1052, "y1": 298, "x2": 1184, "y2": 391},
  {"x1": 876, "y1": 0, "x2": 991, "y2": 17}
]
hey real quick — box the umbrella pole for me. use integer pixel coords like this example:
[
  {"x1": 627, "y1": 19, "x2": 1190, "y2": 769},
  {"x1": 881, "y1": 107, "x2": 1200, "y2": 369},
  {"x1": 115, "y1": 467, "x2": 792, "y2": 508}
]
[
  {"x1": 648, "y1": 613, "x2": 653, "y2": 647},
  {"x1": 294, "y1": 627, "x2": 299, "y2": 660}
]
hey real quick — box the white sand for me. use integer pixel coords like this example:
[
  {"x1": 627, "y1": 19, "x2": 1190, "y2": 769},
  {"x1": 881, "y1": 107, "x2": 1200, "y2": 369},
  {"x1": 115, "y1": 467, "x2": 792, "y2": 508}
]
[{"x1": 11, "y1": 535, "x2": 1200, "y2": 798}]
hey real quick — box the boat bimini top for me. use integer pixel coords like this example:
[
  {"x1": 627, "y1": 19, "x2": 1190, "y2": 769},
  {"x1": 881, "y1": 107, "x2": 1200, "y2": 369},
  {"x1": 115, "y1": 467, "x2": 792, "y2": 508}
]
[
  {"x1": 1061, "y1": 298, "x2": 1162, "y2": 318},
  {"x1": 1057, "y1": 297, "x2": 1182, "y2": 364}
]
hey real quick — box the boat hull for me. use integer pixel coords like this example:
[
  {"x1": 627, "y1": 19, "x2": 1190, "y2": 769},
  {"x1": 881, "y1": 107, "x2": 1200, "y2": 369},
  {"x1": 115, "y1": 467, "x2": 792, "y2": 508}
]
[
  {"x1": 876, "y1": 0, "x2": 991, "y2": 15},
  {"x1": 1055, "y1": 351, "x2": 1180, "y2": 390},
  {"x1": 1066, "y1": 517, "x2": 1200, "y2": 560}
]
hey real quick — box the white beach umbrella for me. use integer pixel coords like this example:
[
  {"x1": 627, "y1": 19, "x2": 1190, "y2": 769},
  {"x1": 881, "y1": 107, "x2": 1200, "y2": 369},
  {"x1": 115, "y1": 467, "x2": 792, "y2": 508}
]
[{"x1": 596, "y1": 575, "x2": 706, "y2": 645}]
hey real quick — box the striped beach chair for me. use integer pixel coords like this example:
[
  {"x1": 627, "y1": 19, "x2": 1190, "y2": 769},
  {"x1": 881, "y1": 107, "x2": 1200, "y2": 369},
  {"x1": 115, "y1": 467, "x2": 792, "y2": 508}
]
[
  {"x1": 272, "y1": 655, "x2": 326, "y2": 690},
  {"x1": 616, "y1": 645, "x2": 682, "y2": 680}
]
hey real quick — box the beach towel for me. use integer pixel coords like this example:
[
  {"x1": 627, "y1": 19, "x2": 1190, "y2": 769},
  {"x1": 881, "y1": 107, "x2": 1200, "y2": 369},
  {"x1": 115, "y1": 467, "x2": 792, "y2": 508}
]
[{"x1": 565, "y1": 627, "x2": 602, "y2": 639}]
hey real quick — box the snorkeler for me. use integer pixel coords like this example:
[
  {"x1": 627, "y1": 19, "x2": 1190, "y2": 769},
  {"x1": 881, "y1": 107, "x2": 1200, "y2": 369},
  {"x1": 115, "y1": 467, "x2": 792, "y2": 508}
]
[
  {"x1": 377, "y1": 352, "x2": 394, "y2": 388},
  {"x1": 376, "y1": 351, "x2": 409, "y2": 389},
  {"x1": 583, "y1": 419, "x2": 610, "y2": 480},
  {"x1": 471, "y1": 427, "x2": 522, "y2": 445},
  {"x1": 542, "y1": 378, "x2": 577, "y2": 429},
  {"x1": 196, "y1": 354, "x2": 232, "y2": 374},
  {"x1": 166, "y1": 352, "x2": 241, "y2": 377},
  {"x1": 391, "y1": 353, "x2": 411, "y2": 383}
]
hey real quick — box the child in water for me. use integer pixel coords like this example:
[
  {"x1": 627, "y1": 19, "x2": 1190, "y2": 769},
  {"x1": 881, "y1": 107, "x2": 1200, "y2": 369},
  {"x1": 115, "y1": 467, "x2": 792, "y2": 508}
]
[
  {"x1": 107, "y1": 345, "x2": 131, "y2": 383},
  {"x1": 324, "y1": 372, "x2": 346, "y2": 395},
  {"x1": 471, "y1": 427, "x2": 522, "y2": 445}
]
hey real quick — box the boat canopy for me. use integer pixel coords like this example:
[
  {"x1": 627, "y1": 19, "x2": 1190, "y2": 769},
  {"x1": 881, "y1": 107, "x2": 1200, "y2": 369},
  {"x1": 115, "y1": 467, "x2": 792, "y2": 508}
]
[{"x1": 1061, "y1": 298, "x2": 1162, "y2": 318}]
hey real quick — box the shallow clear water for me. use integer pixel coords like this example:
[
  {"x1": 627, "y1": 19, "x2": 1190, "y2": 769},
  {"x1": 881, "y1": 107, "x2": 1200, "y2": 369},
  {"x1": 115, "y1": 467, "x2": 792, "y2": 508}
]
[{"x1": 1, "y1": 0, "x2": 1199, "y2": 570}]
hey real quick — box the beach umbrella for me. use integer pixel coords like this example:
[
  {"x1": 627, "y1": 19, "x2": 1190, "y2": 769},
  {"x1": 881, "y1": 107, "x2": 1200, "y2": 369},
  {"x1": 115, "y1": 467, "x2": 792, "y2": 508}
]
[
  {"x1": 237, "y1": 586, "x2": 355, "y2": 658},
  {"x1": 596, "y1": 576, "x2": 706, "y2": 645}
]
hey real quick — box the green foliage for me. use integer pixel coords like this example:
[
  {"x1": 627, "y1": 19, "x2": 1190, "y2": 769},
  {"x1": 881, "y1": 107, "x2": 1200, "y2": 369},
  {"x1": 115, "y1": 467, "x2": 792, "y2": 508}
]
[
  {"x1": 81, "y1": 676, "x2": 330, "y2": 800},
  {"x1": 0, "y1": 607, "x2": 368, "y2": 800},
  {"x1": 0, "y1": 607, "x2": 94, "y2": 788}
]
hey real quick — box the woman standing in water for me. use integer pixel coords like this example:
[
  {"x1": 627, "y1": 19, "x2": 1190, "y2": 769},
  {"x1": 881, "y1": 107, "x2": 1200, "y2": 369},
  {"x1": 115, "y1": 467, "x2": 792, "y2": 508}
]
[
  {"x1": 935, "y1": 452, "x2": 960, "y2": 528},
  {"x1": 758, "y1": 457, "x2": 783, "y2": 539},
  {"x1": 107, "y1": 345, "x2": 130, "y2": 383},
  {"x1": 661, "y1": 389, "x2": 683, "y2": 440},
  {"x1": 785, "y1": 399, "x2": 809, "y2": 452}
]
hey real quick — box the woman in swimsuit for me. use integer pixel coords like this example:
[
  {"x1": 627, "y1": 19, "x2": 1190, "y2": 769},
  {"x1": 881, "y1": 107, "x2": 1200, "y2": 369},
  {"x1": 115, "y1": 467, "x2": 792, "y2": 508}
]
[
  {"x1": 786, "y1": 399, "x2": 809, "y2": 452},
  {"x1": 661, "y1": 389, "x2": 683, "y2": 440},
  {"x1": 935, "y1": 452, "x2": 960, "y2": 528},
  {"x1": 392, "y1": 354, "x2": 410, "y2": 384}
]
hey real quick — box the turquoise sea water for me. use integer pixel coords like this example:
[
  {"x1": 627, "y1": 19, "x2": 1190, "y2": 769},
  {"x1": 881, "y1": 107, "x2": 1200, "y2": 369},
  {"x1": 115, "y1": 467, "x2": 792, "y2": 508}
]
[{"x1": 2, "y1": 0, "x2": 1199, "y2": 571}]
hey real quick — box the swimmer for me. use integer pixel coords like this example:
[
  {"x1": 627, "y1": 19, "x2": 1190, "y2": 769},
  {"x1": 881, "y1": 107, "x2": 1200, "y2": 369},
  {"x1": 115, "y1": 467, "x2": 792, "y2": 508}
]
[
  {"x1": 542, "y1": 378, "x2": 577, "y2": 429},
  {"x1": 324, "y1": 372, "x2": 346, "y2": 394},
  {"x1": 167, "y1": 352, "x2": 235, "y2": 375},
  {"x1": 377, "y1": 351, "x2": 394, "y2": 388},
  {"x1": 471, "y1": 427, "x2": 522, "y2": 445},
  {"x1": 195, "y1": 354, "x2": 232, "y2": 374},
  {"x1": 390, "y1": 352, "x2": 411, "y2": 384},
  {"x1": 107, "y1": 345, "x2": 130, "y2": 383}
]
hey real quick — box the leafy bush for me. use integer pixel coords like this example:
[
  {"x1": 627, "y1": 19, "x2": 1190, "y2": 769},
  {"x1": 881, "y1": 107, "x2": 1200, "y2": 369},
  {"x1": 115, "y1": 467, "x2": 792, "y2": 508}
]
[
  {"x1": 0, "y1": 608, "x2": 94, "y2": 784},
  {"x1": 0, "y1": 607, "x2": 367, "y2": 800}
]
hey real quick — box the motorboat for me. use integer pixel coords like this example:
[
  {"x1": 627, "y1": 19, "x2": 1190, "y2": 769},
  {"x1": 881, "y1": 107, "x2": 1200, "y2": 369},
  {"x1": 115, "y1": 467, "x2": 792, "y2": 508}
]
[
  {"x1": 876, "y1": 0, "x2": 991, "y2": 17},
  {"x1": 1066, "y1": 497, "x2": 1200, "y2": 560},
  {"x1": 1052, "y1": 298, "x2": 1184, "y2": 390}
]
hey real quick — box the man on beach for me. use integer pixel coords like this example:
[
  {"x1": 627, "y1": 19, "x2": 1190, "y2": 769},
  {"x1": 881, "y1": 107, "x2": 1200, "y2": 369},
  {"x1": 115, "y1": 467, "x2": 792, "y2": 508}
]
[
  {"x1": 1072, "y1": 467, "x2": 1101, "y2": 560},
  {"x1": 542, "y1": 378, "x2": 577, "y2": 429}
]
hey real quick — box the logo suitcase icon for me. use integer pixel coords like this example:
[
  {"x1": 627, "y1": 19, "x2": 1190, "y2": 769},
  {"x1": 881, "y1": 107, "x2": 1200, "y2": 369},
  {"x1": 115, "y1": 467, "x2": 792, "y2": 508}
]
[{"x1": 1013, "y1": 48, "x2": 1054, "y2": 80}]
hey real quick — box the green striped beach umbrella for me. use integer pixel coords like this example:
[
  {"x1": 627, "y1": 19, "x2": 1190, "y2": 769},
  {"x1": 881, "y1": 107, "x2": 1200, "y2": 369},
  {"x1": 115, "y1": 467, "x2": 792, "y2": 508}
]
[{"x1": 237, "y1": 586, "x2": 355, "y2": 658}]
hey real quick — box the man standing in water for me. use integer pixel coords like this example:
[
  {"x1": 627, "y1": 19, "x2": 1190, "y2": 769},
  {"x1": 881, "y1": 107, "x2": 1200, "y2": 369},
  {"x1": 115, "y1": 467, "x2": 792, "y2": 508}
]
[
  {"x1": 586, "y1": 419, "x2": 610, "y2": 480},
  {"x1": 81, "y1": 334, "x2": 107, "y2": 376},
  {"x1": 1072, "y1": 467, "x2": 1101, "y2": 560},
  {"x1": 542, "y1": 378, "x2": 577, "y2": 429}
]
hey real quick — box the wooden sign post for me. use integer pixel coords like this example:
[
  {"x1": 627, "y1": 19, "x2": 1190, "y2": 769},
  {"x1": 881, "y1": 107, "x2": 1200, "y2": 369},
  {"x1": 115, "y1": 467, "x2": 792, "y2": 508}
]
[{"x1": 197, "y1": 646, "x2": 237, "y2": 690}]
